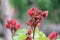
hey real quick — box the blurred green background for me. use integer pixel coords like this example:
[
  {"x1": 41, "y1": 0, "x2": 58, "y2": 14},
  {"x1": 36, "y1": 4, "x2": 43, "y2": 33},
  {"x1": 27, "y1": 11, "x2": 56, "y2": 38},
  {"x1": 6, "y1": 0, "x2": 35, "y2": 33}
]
[
  {"x1": 0, "y1": 0, "x2": 60, "y2": 24},
  {"x1": 9, "y1": 0, "x2": 60, "y2": 24}
]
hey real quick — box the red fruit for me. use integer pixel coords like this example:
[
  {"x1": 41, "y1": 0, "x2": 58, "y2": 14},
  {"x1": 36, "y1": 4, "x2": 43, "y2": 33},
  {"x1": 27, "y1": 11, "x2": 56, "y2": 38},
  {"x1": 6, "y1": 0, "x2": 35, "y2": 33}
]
[
  {"x1": 27, "y1": 7, "x2": 40, "y2": 17},
  {"x1": 16, "y1": 24, "x2": 20, "y2": 29},
  {"x1": 27, "y1": 30, "x2": 31, "y2": 35},
  {"x1": 6, "y1": 18, "x2": 12, "y2": 24},
  {"x1": 27, "y1": 8, "x2": 33, "y2": 17},
  {"x1": 42, "y1": 11, "x2": 48, "y2": 18},
  {"x1": 28, "y1": 11, "x2": 34, "y2": 17},
  {"x1": 51, "y1": 31, "x2": 57, "y2": 37},
  {"x1": 10, "y1": 24, "x2": 13, "y2": 29},
  {"x1": 6, "y1": 18, "x2": 21, "y2": 31},
  {"x1": 6, "y1": 24, "x2": 10, "y2": 28},
  {"x1": 36, "y1": 23, "x2": 41, "y2": 27},
  {"x1": 48, "y1": 31, "x2": 58, "y2": 40},
  {"x1": 48, "y1": 34, "x2": 53, "y2": 39},
  {"x1": 12, "y1": 19, "x2": 16, "y2": 25},
  {"x1": 27, "y1": 20, "x2": 33, "y2": 26}
]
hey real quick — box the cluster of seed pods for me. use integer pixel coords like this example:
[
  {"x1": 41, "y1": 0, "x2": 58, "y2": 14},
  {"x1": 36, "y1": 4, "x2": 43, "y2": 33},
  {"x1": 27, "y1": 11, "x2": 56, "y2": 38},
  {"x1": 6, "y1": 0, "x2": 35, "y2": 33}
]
[
  {"x1": 48, "y1": 31, "x2": 58, "y2": 40},
  {"x1": 6, "y1": 18, "x2": 20, "y2": 33},
  {"x1": 27, "y1": 7, "x2": 48, "y2": 29},
  {"x1": 26, "y1": 7, "x2": 48, "y2": 40}
]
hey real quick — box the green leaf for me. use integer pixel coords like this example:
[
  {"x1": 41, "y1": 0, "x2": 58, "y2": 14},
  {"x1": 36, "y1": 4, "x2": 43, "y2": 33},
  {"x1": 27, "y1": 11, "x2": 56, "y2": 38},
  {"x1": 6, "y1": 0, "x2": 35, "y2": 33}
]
[
  {"x1": 13, "y1": 28, "x2": 49, "y2": 40},
  {"x1": 13, "y1": 28, "x2": 28, "y2": 40},
  {"x1": 32, "y1": 28, "x2": 49, "y2": 40}
]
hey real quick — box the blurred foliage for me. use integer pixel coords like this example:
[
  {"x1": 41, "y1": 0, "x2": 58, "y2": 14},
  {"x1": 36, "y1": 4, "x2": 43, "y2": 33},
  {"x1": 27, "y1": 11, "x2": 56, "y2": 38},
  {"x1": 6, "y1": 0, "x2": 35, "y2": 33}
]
[
  {"x1": 9, "y1": 0, "x2": 60, "y2": 23},
  {"x1": 13, "y1": 28, "x2": 27, "y2": 40},
  {"x1": 10, "y1": 0, "x2": 30, "y2": 19}
]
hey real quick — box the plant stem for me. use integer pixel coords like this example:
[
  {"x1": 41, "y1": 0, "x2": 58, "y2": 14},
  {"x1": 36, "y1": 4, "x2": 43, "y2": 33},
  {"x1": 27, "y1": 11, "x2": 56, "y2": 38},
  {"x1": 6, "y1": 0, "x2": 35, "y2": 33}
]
[
  {"x1": 11, "y1": 29, "x2": 15, "y2": 40},
  {"x1": 33, "y1": 18, "x2": 36, "y2": 40}
]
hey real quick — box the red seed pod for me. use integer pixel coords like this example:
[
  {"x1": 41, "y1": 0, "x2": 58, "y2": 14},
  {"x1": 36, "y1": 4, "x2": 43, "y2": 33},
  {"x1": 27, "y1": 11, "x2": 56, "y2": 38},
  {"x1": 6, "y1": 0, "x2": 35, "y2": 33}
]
[
  {"x1": 6, "y1": 24, "x2": 10, "y2": 28},
  {"x1": 27, "y1": 8, "x2": 34, "y2": 17},
  {"x1": 12, "y1": 19, "x2": 16, "y2": 25},
  {"x1": 27, "y1": 7, "x2": 40, "y2": 17},
  {"x1": 16, "y1": 24, "x2": 20, "y2": 29},
  {"x1": 6, "y1": 18, "x2": 21, "y2": 34},
  {"x1": 6, "y1": 18, "x2": 12, "y2": 24},
  {"x1": 51, "y1": 32, "x2": 58, "y2": 37},
  {"x1": 48, "y1": 34, "x2": 54, "y2": 39},
  {"x1": 27, "y1": 30, "x2": 31, "y2": 35},
  {"x1": 42, "y1": 11, "x2": 48, "y2": 18},
  {"x1": 38, "y1": 10, "x2": 42, "y2": 14},
  {"x1": 27, "y1": 20, "x2": 33, "y2": 26},
  {"x1": 36, "y1": 23, "x2": 41, "y2": 27},
  {"x1": 48, "y1": 31, "x2": 58, "y2": 40},
  {"x1": 36, "y1": 18, "x2": 42, "y2": 24}
]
